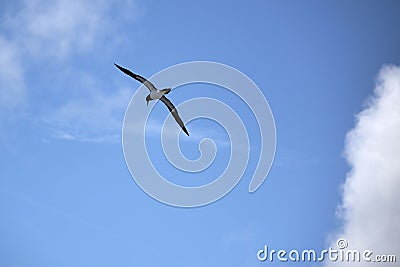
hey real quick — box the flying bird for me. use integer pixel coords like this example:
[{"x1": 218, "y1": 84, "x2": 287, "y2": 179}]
[{"x1": 114, "y1": 63, "x2": 189, "y2": 136}]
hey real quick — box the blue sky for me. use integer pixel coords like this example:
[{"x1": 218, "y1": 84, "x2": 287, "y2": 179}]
[{"x1": 1, "y1": 0, "x2": 400, "y2": 266}]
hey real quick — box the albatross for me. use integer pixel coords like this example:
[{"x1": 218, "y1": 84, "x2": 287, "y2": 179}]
[{"x1": 114, "y1": 63, "x2": 189, "y2": 136}]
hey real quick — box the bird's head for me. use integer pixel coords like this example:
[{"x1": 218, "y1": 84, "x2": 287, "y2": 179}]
[{"x1": 145, "y1": 95, "x2": 151, "y2": 106}]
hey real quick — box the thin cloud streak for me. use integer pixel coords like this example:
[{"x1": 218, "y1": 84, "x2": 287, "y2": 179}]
[{"x1": 43, "y1": 87, "x2": 132, "y2": 143}]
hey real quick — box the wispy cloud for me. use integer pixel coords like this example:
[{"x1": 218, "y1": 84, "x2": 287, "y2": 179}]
[
  {"x1": 0, "y1": 37, "x2": 26, "y2": 111},
  {"x1": 0, "y1": 0, "x2": 139, "y2": 142},
  {"x1": 325, "y1": 65, "x2": 400, "y2": 265},
  {"x1": 2, "y1": 0, "x2": 136, "y2": 58}
]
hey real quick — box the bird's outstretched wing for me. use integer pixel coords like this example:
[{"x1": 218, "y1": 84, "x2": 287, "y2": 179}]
[
  {"x1": 114, "y1": 63, "x2": 157, "y2": 92},
  {"x1": 160, "y1": 96, "x2": 189, "y2": 136}
]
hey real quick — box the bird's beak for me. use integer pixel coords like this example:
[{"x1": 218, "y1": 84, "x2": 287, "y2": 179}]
[{"x1": 146, "y1": 100, "x2": 149, "y2": 106}]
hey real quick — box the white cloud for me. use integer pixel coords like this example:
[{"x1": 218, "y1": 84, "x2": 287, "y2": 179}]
[{"x1": 325, "y1": 65, "x2": 400, "y2": 265}]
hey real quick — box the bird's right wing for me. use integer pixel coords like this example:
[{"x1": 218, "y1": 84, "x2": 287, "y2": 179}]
[
  {"x1": 114, "y1": 63, "x2": 157, "y2": 92},
  {"x1": 160, "y1": 96, "x2": 189, "y2": 136}
]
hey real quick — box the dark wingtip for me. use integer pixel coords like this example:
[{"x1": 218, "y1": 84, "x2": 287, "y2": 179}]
[{"x1": 183, "y1": 127, "x2": 189, "y2": 136}]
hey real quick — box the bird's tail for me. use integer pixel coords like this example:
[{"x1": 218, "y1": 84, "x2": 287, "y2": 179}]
[{"x1": 160, "y1": 88, "x2": 171, "y2": 94}]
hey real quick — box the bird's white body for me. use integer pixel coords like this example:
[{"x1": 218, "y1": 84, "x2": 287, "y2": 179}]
[
  {"x1": 149, "y1": 88, "x2": 171, "y2": 100},
  {"x1": 150, "y1": 90, "x2": 164, "y2": 100}
]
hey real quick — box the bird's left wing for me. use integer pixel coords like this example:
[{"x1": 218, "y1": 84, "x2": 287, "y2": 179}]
[
  {"x1": 160, "y1": 96, "x2": 189, "y2": 136},
  {"x1": 114, "y1": 63, "x2": 157, "y2": 91}
]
